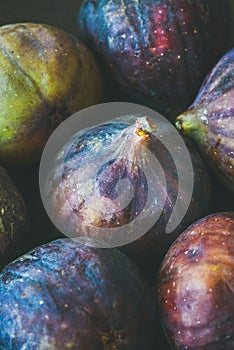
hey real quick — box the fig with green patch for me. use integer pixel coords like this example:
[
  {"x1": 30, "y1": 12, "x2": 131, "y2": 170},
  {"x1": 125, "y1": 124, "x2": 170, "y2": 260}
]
[
  {"x1": 176, "y1": 48, "x2": 234, "y2": 192},
  {"x1": 0, "y1": 22, "x2": 103, "y2": 166}
]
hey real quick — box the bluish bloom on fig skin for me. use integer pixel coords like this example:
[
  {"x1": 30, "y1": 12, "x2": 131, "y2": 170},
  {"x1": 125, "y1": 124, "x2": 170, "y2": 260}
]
[
  {"x1": 62, "y1": 121, "x2": 149, "y2": 228},
  {"x1": 46, "y1": 113, "x2": 212, "y2": 279},
  {"x1": 0, "y1": 238, "x2": 157, "y2": 349},
  {"x1": 78, "y1": 0, "x2": 230, "y2": 119},
  {"x1": 63, "y1": 122, "x2": 128, "y2": 177}
]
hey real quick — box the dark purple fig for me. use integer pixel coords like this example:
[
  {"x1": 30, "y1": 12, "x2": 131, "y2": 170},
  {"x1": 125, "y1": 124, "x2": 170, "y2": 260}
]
[
  {"x1": 176, "y1": 48, "x2": 234, "y2": 193},
  {"x1": 0, "y1": 166, "x2": 29, "y2": 269},
  {"x1": 78, "y1": 0, "x2": 230, "y2": 119},
  {"x1": 0, "y1": 238, "x2": 157, "y2": 349},
  {"x1": 45, "y1": 114, "x2": 212, "y2": 282},
  {"x1": 157, "y1": 212, "x2": 234, "y2": 350}
]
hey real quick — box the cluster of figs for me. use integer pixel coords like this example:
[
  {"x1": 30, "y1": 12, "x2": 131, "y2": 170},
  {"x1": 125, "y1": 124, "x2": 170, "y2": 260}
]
[{"x1": 0, "y1": 0, "x2": 233, "y2": 349}]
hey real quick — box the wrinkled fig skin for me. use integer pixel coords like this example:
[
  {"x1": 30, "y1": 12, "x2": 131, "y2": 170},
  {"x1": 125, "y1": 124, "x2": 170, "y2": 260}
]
[
  {"x1": 120, "y1": 135, "x2": 212, "y2": 282},
  {"x1": 176, "y1": 48, "x2": 234, "y2": 193},
  {"x1": 78, "y1": 0, "x2": 230, "y2": 120},
  {"x1": 157, "y1": 212, "x2": 234, "y2": 350},
  {"x1": 0, "y1": 22, "x2": 103, "y2": 166},
  {"x1": 0, "y1": 166, "x2": 29, "y2": 269},
  {"x1": 0, "y1": 238, "x2": 157, "y2": 350}
]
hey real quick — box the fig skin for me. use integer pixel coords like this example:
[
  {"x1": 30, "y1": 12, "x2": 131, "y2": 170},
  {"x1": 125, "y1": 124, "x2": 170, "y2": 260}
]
[
  {"x1": 176, "y1": 48, "x2": 234, "y2": 193},
  {"x1": 0, "y1": 22, "x2": 103, "y2": 166},
  {"x1": 120, "y1": 134, "x2": 212, "y2": 282},
  {"x1": 157, "y1": 212, "x2": 234, "y2": 350},
  {"x1": 0, "y1": 238, "x2": 157, "y2": 349},
  {"x1": 48, "y1": 115, "x2": 212, "y2": 282},
  {"x1": 0, "y1": 166, "x2": 29, "y2": 269},
  {"x1": 78, "y1": 0, "x2": 230, "y2": 119}
]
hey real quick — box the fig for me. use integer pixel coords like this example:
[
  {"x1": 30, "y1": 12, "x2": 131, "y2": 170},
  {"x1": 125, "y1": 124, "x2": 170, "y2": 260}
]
[
  {"x1": 120, "y1": 131, "x2": 212, "y2": 281},
  {"x1": 0, "y1": 165, "x2": 29, "y2": 268},
  {"x1": 157, "y1": 212, "x2": 234, "y2": 350},
  {"x1": 78, "y1": 0, "x2": 230, "y2": 119},
  {"x1": 44, "y1": 113, "x2": 212, "y2": 281},
  {"x1": 0, "y1": 238, "x2": 157, "y2": 349},
  {"x1": 0, "y1": 22, "x2": 103, "y2": 166},
  {"x1": 176, "y1": 48, "x2": 234, "y2": 192}
]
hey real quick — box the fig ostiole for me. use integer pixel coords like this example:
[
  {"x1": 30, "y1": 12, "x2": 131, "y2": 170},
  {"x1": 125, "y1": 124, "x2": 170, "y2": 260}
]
[
  {"x1": 157, "y1": 212, "x2": 234, "y2": 350},
  {"x1": 176, "y1": 48, "x2": 234, "y2": 192},
  {"x1": 0, "y1": 22, "x2": 103, "y2": 166}
]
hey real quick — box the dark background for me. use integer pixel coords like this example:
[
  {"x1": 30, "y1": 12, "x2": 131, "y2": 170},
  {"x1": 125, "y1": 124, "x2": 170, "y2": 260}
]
[{"x1": 0, "y1": 0, "x2": 82, "y2": 36}]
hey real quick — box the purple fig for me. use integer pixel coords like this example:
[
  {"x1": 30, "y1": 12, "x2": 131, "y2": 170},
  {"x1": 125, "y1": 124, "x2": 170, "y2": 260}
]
[
  {"x1": 44, "y1": 114, "x2": 212, "y2": 281},
  {"x1": 0, "y1": 238, "x2": 157, "y2": 349},
  {"x1": 176, "y1": 48, "x2": 234, "y2": 192},
  {"x1": 78, "y1": 0, "x2": 230, "y2": 119},
  {"x1": 157, "y1": 212, "x2": 234, "y2": 350}
]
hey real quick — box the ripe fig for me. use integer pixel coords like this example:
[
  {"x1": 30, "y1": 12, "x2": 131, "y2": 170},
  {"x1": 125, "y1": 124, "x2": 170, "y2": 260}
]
[
  {"x1": 0, "y1": 238, "x2": 157, "y2": 349},
  {"x1": 0, "y1": 166, "x2": 29, "y2": 268},
  {"x1": 78, "y1": 0, "x2": 230, "y2": 119},
  {"x1": 176, "y1": 48, "x2": 234, "y2": 192},
  {"x1": 0, "y1": 22, "x2": 103, "y2": 166},
  {"x1": 157, "y1": 212, "x2": 234, "y2": 350},
  {"x1": 120, "y1": 132, "x2": 212, "y2": 281},
  {"x1": 44, "y1": 113, "x2": 212, "y2": 281}
]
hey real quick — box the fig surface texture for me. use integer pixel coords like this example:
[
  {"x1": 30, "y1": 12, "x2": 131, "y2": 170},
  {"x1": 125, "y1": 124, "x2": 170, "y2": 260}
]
[
  {"x1": 176, "y1": 48, "x2": 234, "y2": 193},
  {"x1": 45, "y1": 114, "x2": 212, "y2": 281},
  {"x1": 157, "y1": 212, "x2": 234, "y2": 350},
  {"x1": 0, "y1": 22, "x2": 103, "y2": 165},
  {"x1": 0, "y1": 238, "x2": 157, "y2": 349},
  {"x1": 78, "y1": 0, "x2": 230, "y2": 119}
]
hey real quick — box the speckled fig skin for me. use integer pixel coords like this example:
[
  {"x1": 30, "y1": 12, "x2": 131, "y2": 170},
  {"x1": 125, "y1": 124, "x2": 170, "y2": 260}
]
[
  {"x1": 78, "y1": 0, "x2": 230, "y2": 120},
  {"x1": 46, "y1": 115, "x2": 212, "y2": 281},
  {"x1": 0, "y1": 238, "x2": 157, "y2": 349},
  {"x1": 176, "y1": 48, "x2": 234, "y2": 193},
  {"x1": 157, "y1": 212, "x2": 234, "y2": 350},
  {"x1": 0, "y1": 166, "x2": 29, "y2": 269},
  {"x1": 47, "y1": 115, "x2": 212, "y2": 282},
  {"x1": 120, "y1": 135, "x2": 212, "y2": 282},
  {"x1": 0, "y1": 22, "x2": 103, "y2": 165}
]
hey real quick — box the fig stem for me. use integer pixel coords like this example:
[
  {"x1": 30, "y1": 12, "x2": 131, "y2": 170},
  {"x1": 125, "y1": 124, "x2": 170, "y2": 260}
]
[
  {"x1": 175, "y1": 110, "x2": 208, "y2": 144},
  {"x1": 135, "y1": 116, "x2": 158, "y2": 140}
]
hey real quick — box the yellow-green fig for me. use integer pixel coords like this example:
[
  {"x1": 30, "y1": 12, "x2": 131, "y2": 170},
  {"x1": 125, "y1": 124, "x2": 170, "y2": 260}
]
[{"x1": 0, "y1": 22, "x2": 103, "y2": 165}]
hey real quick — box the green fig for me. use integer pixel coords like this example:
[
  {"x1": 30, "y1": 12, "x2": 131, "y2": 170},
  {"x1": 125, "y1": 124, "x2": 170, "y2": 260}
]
[
  {"x1": 0, "y1": 166, "x2": 29, "y2": 268},
  {"x1": 176, "y1": 48, "x2": 234, "y2": 192},
  {"x1": 0, "y1": 22, "x2": 103, "y2": 166}
]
